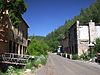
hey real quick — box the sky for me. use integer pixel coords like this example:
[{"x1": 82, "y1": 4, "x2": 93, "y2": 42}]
[{"x1": 22, "y1": 0, "x2": 95, "y2": 36}]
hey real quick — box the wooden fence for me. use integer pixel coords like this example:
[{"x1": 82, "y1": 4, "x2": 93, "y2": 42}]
[{"x1": 0, "y1": 53, "x2": 30, "y2": 66}]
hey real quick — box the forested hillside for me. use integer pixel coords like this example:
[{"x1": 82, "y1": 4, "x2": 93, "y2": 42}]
[
  {"x1": 29, "y1": 36, "x2": 45, "y2": 40},
  {"x1": 45, "y1": 0, "x2": 100, "y2": 52}
]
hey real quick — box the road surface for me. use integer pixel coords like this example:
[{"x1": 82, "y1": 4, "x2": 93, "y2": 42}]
[{"x1": 35, "y1": 53, "x2": 100, "y2": 75}]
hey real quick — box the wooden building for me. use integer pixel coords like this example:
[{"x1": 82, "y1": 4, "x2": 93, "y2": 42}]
[
  {"x1": 0, "y1": 1, "x2": 29, "y2": 67},
  {"x1": 0, "y1": 11, "x2": 29, "y2": 55}
]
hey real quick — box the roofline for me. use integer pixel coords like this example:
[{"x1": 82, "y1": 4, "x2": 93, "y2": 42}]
[{"x1": 20, "y1": 16, "x2": 29, "y2": 28}]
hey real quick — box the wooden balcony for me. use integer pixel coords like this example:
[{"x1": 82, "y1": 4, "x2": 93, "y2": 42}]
[{"x1": 0, "y1": 53, "x2": 30, "y2": 66}]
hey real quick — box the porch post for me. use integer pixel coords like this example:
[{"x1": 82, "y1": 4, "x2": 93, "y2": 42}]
[
  {"x1": 21, "y1": 46, "x2": 23, "y2": 56},
  {"x1": 18, "y1": 44, "x2": 20, "y2": 55}
]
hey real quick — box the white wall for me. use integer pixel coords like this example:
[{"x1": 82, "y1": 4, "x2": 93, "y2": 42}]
[
  {"x1": 96, "y1": 26, "x2": 100, "y2": 38},
  {"x1": 78, "y1": 26, "x2": 89, "y2": 40}
]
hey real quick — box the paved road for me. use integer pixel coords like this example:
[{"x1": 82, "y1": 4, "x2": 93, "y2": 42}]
[{"x1": 35, "y1": 53, "x2": 100, "y2": 75}]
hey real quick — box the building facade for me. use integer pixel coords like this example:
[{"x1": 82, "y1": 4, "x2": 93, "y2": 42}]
[
  {"x1": 0, "y1": 10, "x2": 29, "y2": 56},
  {"x1": 60, "y1": 33, "x2": 70, "y2": 54},
  {"x1": 61, "y1": 20, "x2": 100, "y2": 56}
]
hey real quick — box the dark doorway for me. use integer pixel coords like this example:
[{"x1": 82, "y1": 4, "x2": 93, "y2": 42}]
[
  {"x1": 20, "y1": 45, "x2": 22, "y2": 54},
  {"x1": 13, "y1": 42, "x2": 16, "y2": 53},
  {"x1": 9, "y1": 41, "x2": 12, "y2": 53},
  {"x1": 16, "y1": 44, "x2": 18, "y2": 53}
]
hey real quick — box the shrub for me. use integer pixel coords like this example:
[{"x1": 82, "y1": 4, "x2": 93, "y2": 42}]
[
  {"x1": 72, "y1": 54, "x2": 79, "y2": 60},
  {"x1": 26, "y1": 60, "x2": 34, "y2": 69},
  {"x1": 79, "y1": 51, "x2": 90, "y2": 61},
  {"x1": 27, "y1": 38, "x2": 49, "y2": 56},
  {"x1": 34, "y1": 55, "x2": 47, "y2": 68},
  {"x1": 94, "y1": 38, "x2": 100, "y2": 53},
  {"x1": 0, "y1": 66, "x2": 22, "y2": 75}
]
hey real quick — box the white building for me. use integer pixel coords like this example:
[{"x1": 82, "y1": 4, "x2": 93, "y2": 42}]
[{"x1": 68, "y1": 20, "x2": 100, "y2": 56}]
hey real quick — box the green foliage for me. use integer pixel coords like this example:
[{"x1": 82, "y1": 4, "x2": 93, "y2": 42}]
[
  {"x1": 79, "y1": 51, "x2": 90, "y2": 60},
  {"x1": 33, "y1": 55, "x2": 47, "y2": 67},
  {"x1": 25, "y1": 55, "x2": 47, "y2": 71},
  {"x1": 79, "y1": 0, "x2": 100, "y2": 23},
  {"x1": 26, "y1": 60, "x2": 34, "y2": 69},
  {"x1": 27, "y1": 36, "x2": 48, "y2": 68},
  {"x1": 72, "y1": 54, "x2": 79, "y2": 60},
  {"x1": 29, "y1": 36, "x2": 46, "y2": 41},
  {"x1": 8, "y1": 0, "x2": 27, "y2": 27},
  {"x1": 46, "y1": 36, "x2": 60, "y2": 52},
  {"x1": 0, "y1": 66, "x2": 22, "y2": 75},
  {"x1": 79, "y1": 38, "x2": 100, "y2": 61},
  {"x1": 27, "y1": 37, "x2": 49, "y2": 56},
  {"x1": 0, "y1": 0, "x2": 3, "y2": 10},
  {"x1": 6, "y1": 66, "x2": 16, "y2": 75},
  {"x1": 0, "y1": 0, "x2": 27, "y2": 27},
  {"x1": 45, "y1": 19, "x2": 76, "y2": 52},
  {"x1": 9, "y1": 10, "x2": 21, "y2": 27},
  {"x1": 6, "y1": 0, "x2": 27, "y2": 14},
  {"x1": 94, "y1": 38, "x2": 100, "y2": 53}
]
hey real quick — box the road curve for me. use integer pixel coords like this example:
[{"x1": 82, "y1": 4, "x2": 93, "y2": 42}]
[{"x1": 35, "y1": 53, "x2": 100, "y2": 75}]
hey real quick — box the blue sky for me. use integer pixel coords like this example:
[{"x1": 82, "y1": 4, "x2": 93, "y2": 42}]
[{"x1": 22, "y1": 0, "x2": 95, "y2": 36}]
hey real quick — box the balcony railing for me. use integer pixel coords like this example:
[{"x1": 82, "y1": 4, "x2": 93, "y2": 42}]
[{"x1": 0, "y1": 53, "x2": 30, "y2": 66}]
